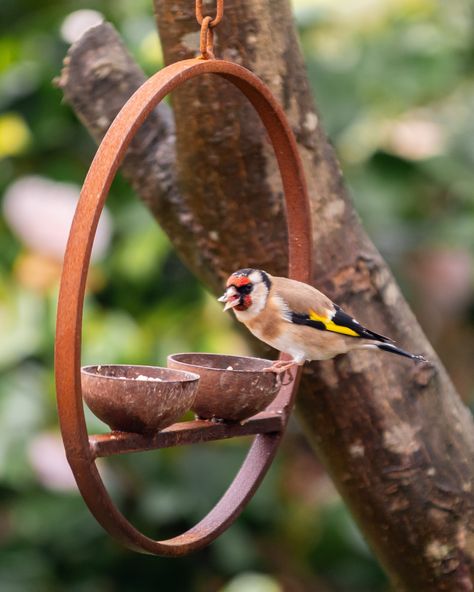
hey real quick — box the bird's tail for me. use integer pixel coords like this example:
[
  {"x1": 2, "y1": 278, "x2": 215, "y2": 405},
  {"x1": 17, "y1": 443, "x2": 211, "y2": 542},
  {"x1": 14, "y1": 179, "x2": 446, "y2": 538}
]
[{"x1": 376, "y1": 342, "x2": 426, "y2": 362}]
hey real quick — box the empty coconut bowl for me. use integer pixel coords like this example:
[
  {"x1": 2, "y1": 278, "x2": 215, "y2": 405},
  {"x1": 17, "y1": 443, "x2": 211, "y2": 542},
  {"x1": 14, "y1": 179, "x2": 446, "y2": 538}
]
[
  {"x1": 167, "y1": 353, "x2": 281, "y2": 422},
  {"x1": 81, "y1": 365, "x2": 200, "y2": 434}
]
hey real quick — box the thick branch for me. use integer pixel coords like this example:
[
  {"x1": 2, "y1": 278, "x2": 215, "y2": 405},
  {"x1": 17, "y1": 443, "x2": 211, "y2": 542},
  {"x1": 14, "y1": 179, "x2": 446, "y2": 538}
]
[
  {"x1": 60, "y1": 5, "x2": 474, "y2": 590},
  {"x1": 56, "y1": 23, "x2": 205, "y2": 271}
]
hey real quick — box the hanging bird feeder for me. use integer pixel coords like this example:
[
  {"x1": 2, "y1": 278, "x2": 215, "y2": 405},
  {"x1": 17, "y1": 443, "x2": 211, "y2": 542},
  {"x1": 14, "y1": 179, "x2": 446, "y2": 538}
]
[{"x1": 54, "y1": 0, "x2": 312, "y2": 557}]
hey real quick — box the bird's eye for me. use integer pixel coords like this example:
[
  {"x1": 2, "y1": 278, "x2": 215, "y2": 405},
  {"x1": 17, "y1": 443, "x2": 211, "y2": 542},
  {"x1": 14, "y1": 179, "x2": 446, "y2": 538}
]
[{"x1": 238, "y1": 284, "x2": 253, "y2": 295}]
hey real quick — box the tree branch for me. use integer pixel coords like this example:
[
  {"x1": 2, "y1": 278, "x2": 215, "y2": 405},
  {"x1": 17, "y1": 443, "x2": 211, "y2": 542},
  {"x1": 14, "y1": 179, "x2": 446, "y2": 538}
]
[
  {"x1": 59, "y1": 5, "x2": 474, "y2": 590},
  {"x1": 56, "y1": 22, "x2": 205, "y2": 270}
]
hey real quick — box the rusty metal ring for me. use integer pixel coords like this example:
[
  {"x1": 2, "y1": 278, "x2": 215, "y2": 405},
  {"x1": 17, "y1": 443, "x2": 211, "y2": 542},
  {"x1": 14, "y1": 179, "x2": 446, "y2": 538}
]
[{"x1": 55, "y1": 58, "x2": 312, "y2": 556}]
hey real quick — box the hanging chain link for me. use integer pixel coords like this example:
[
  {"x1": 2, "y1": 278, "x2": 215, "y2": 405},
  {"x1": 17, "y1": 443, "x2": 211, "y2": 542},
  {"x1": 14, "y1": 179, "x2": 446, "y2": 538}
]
[
  {"x1": 199, "y1": 16, "x2": 215, "y2": 59},
  {"x1": 196, "y1": 0, "x2": 224, "y2": 59},
  {"x1": 195, "y1": 0, "x2": 224, "y2": 27}
]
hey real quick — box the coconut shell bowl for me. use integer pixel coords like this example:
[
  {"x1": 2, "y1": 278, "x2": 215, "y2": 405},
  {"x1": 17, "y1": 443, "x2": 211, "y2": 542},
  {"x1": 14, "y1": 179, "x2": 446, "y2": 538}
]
[
  {"x1": 81, "y1": 364, "x2": 200, "y2": 434},
  {"x1": 167, "y1": 353, "x2": 281, "y2": 422}
]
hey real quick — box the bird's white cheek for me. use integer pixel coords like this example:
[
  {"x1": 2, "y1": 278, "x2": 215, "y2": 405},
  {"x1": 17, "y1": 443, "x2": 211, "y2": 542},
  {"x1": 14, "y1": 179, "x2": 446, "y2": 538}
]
[
  {"x1": 246, "y1": 293, "x2": 266, "y2": 317},
  {"x1": 233, "y1": 308, "x2": 253, "y2": 322}
]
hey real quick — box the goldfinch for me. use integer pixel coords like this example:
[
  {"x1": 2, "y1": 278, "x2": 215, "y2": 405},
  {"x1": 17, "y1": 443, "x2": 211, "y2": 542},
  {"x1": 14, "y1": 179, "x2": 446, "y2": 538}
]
[{"x1": 218, "y1": 268, "x2": 426, "y2": 373}]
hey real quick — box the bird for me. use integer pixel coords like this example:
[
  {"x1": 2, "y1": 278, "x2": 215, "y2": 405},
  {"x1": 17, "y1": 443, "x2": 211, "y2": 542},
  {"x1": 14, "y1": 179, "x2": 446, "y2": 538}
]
[{"x1": 218, "y1": 268, "x2": 426, "y2": 374}]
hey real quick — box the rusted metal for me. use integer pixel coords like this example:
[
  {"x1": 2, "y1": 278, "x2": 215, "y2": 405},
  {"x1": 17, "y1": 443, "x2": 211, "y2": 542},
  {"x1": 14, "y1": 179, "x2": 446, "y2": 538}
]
[
  {"x1": 89, "y1": 410, "x2": 284, "y2": 459},
  {"x1": 196, "y1": 0, "x2": 223, "y2": 58},
  {"x1": 54, "y1": 58, "x2": 312, "y2": 556},
  {"x1": 167, "y1": 353, "x2": 280, "y2": 421},
  {"x1": 195, "y1": 0, "x2": 224, "y2": 27},
  {"x1": 199, "y1": 16, "x2": 215, "y2": 60},
  {"x1": 81, "y1": 365, "x2": 200, "y2": 434}
]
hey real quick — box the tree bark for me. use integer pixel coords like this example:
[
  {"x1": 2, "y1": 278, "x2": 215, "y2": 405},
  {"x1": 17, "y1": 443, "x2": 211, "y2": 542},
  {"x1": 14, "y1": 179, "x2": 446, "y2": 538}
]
[{"x1": 58, "y1": 2, "x2": 474, "y2": 590}]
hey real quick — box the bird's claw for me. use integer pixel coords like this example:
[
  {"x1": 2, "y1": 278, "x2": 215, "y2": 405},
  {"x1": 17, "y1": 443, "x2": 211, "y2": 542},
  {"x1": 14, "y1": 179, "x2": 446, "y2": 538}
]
[
  {"x1": 263, "y1": 360, "x2": 298, "y2": 386},
  {"x1": 263, "y1": 359, "x2": 296, "y2": 373}
]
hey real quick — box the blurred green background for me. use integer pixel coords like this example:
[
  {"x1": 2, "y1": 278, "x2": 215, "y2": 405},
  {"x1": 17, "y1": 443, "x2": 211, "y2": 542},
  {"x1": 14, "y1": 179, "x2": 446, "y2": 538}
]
[{"x1": 1, "y1": 0, "x2": 473, "y2": 590}]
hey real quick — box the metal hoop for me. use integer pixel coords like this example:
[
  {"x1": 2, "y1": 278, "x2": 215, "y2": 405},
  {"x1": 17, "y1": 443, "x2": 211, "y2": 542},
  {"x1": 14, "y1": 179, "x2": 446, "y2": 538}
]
[{"x1": 54, "y1": 58, "x2": 312, "y2": 556}]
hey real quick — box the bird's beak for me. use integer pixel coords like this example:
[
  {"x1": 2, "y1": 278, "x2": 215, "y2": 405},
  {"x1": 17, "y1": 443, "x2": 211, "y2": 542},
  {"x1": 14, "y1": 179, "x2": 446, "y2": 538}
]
[{"x1": 218, "y1": 286, "x2": 240, "y2": 311}]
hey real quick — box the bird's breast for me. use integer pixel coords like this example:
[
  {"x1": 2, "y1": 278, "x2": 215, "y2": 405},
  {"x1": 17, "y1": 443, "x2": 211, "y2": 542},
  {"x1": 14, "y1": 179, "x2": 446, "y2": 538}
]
[
  {"x1": 243, "y1": 294, "x2": 289, "y2": 343},
  {"x1": 246, "y1": 314, "x2": 281, "y2": 341}
]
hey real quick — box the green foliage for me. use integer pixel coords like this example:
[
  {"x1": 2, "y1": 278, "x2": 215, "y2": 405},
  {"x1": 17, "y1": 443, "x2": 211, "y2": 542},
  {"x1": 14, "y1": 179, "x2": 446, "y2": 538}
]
[
  {"x1": 299, "y1": 0, "x2": 474, "y2": 257},
  {"x1": 1, "y1": 0, "x2": 473, "y2": 590}
]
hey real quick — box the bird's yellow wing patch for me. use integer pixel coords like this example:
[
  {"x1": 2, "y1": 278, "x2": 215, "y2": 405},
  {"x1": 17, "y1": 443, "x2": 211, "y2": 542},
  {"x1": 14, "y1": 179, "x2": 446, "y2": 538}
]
[{"x1": 309, "y1": 309, "x2": 359, "y2": 337}]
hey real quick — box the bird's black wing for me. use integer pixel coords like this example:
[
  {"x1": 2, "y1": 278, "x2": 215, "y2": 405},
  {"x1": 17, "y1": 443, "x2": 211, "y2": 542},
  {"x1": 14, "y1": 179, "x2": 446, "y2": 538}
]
[{"x1": 290, "y1": 304, "x2": 394, "y2": 342}]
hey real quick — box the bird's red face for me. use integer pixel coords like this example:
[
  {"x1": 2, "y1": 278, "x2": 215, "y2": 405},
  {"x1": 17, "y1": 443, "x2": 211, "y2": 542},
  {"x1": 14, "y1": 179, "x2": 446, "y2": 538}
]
[{"x1": 218, "y1": 273, "x2": 254, "y2": 311}]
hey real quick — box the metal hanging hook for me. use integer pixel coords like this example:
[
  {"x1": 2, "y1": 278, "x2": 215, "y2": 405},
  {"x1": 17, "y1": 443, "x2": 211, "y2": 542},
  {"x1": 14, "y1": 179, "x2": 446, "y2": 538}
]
[{"x1": 196, "y1": 0, "x2": 224, "y2": 59}]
